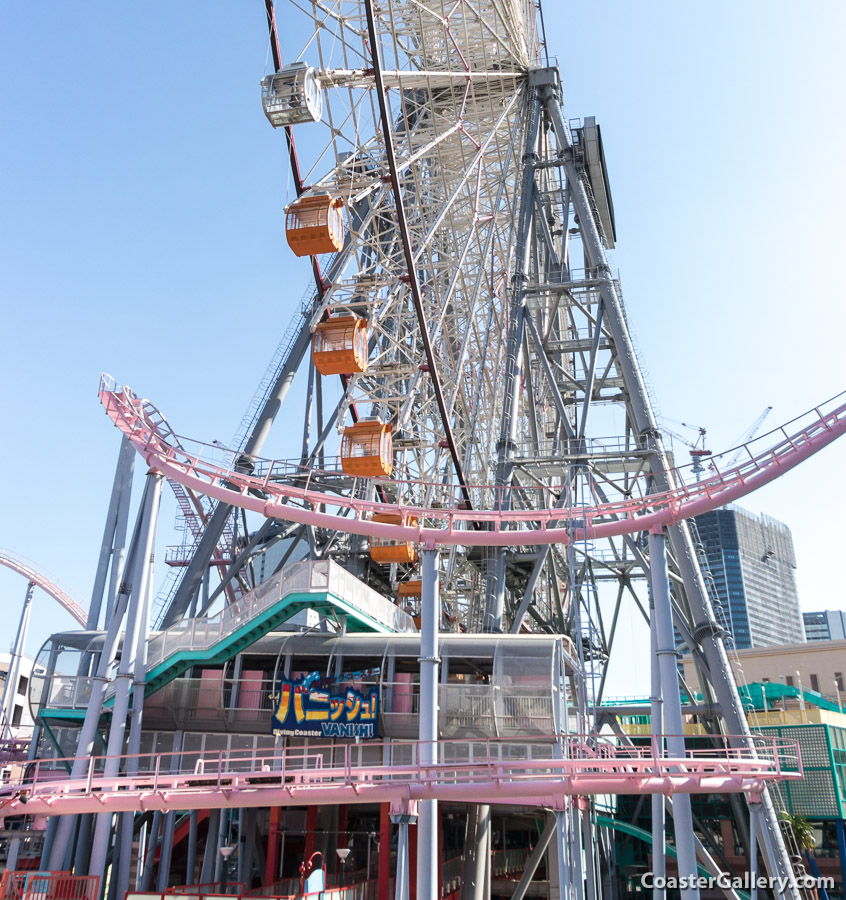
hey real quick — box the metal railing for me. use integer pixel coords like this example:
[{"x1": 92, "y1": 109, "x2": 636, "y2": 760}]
[
  {"x1": 43, "y1": 675, "x2": 94, "y2": 710},
  {"x1": 144, "y1": 559, "x2": 415, "y2": 674},
  {"x1": 100, "y1": 378, "x2": 846, "y2": 545},
  {"x1": 0, "y1": 872, "x2": 99, "y2": 900},
  {"x1": 1, "y1": 735, "x2": 802, "y2": 806}
]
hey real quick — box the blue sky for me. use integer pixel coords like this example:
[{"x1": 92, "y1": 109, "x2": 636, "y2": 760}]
[{"x1": 2, "y1": 2, "x2": 844, "y2": 695}]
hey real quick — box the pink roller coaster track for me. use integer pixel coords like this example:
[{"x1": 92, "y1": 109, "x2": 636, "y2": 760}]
[
  {"x1": 0, "y1": 548, "x2": 86, "y2": 626},
  {"x1": 99, "y1": 379, "x2": 846, "y2": 547},
  {"x1": 0, "y1": 736, "x2": 802, "y2": 817}
]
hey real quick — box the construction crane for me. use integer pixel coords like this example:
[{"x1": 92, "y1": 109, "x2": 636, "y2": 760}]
[
  {"x1": 660, "y1": 418, "x2": 712, "y2": 477},
  {"x1": 725, "y1": 406, "x2": 774, "y2": 467}
]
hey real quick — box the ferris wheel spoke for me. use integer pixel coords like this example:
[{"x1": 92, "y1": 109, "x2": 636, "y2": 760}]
[{"x1": 268, "y1": 2, "x2": 542, "y2": 493}]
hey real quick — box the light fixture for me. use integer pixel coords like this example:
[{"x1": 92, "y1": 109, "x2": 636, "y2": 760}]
[
  {"x1": 337, "y1": 846, "x2": 351, "y2": 886},
  {"x1": 219, "y1": 845, "x2": 235, "y2": 894}
]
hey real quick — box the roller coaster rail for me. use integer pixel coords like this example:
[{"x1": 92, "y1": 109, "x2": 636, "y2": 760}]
[
  {"x1": 98, "y1": 378, "x2": 846, "y2": 547},
  {"x1": 0, "y1": 735, "x2": 801, "y2": 818},
  {"x1": 0, "y1": 548, "x2": 86, "y2": 626}
]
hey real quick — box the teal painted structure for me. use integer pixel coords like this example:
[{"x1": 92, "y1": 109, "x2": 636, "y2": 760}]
[
  {"x1": 739, "y1": 682, "x2": 845, "y2": 715},
  {"x1": 140, "y1": 588, "x2": 399, "y2": 698},
  {"x1": 38, "y1": 560, "x2": 415, "y2": 724},
  {"x1": 597, "y1": 814, "x2": 750, "y2": 898}
]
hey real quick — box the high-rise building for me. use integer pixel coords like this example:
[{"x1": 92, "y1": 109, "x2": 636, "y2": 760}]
[
  {"x1": 0, "y1": 652, "x2": 37, "y2": 734},
  {"x1": 693, "y1": 505, "x2": 804, "y2": 649},
  {"x1": 804, "y1": 610, "x2": 846, "y2": 642}
]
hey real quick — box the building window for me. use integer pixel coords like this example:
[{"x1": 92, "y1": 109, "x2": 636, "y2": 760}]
[
  {"x1": 785, "y1": 675, "x2": 794, "y2": 687},
  {"x1": 836, "y1": 672, "x2": 844, "y2": 692},
  {"x1": 12, "y1": 704, "x2": 22, "y2": 727},
  {"x1": 810, "y1": 674, "x2": 819, "y2": 693}
]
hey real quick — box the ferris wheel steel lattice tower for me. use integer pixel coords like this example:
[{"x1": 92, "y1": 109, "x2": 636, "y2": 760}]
[{"x1": 31, "y1": 2, "x2": 813, "y2": 898}]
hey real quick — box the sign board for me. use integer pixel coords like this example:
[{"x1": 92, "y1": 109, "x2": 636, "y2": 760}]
[{"x1": 272, "y1": 671, "x2": 379, "y2": 739}]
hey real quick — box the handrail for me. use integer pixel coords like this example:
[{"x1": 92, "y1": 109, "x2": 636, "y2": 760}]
[
  {"x1": 143, "y1": 559, "x2": 414, "y2": 674},
  {"x1": 99, "y1": 379, "x2": 846, "y2": 547},
  {"x1": 0, "y1": 735, "x2": 801, "y2": 818}
]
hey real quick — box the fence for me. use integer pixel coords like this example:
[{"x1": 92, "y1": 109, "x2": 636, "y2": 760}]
[{"x1": 0, "y1": 872, "x2": 99, "y2": 900}]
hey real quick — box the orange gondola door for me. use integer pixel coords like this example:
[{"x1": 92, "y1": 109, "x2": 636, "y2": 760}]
[
  {"x1": 285, "y1": 193, "x2": 345, "y2": 257},
  {"x1": 340, "y1": 420, "x2": 392, "y2": 477},
  {"x1": 369, "y1": 514, "x2": 418, "y2": 564},
  {"x1": 312, "y1": 316, "x2": 368, "y2": 376},
  {"x1": 398, "y1": 580, "x2": 424, "y2": 629}
]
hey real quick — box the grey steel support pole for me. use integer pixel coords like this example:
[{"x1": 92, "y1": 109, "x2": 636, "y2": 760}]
[
  {"x1": 393, "y1": 819, "x2": 411, "y2": 900},
  {"x1": 136, "y1": 821, "x2": 148, "y2": 889},
  {"x1": 89, "y1": 474, "x2": 163, "y2": 888},
  {"x1": 603, "y1": 826, "x2": 618, "y2": 900},
  {"x1": 750, "y1": 804, "x2": 758, "y2": 900},
  {"x1": 187, "y1": 810, "x2": 199, "y2": 886},
  {"x1": 156, "y1": 812, "x2": 178, "y2": 892},
  {"x1": 543, "y1": 86, "x2": 798, "y2": 900},
  {"x1": 485, "y1": 89, "x2": 543, "y2": 633},
  {"x1": 106, "y1": 863, "x2": 120, "y2": 900},
  {"x1": 73, "y1": 813, "x2": 94, "y2": 875},
  {"x1": 38, "y1": 786, "x2": 60, "y2": 867},
  {"x1": 200, "y1": 809, "x2": 221, "y2": 884},
  {"x1": 88, "y1": 436, "x2": 135, "y2": 630},
  {"x1": 417, "y1": 547, "x2": 439, "y2": 900},
  {"x1": 472, "y1": 807, "x2": 492, "y2": 900},
  {"x1": 157, "y1": 732, "x2": 184, "y2": 892},
  {"x1": 1, "y1": 581, "x2": 34, "y2": 740},
  {"x1": 669, "y1": 527, "x2": 796, "y2": 898},
  {"x1": 104, "y1": 445, "x2": 135, "y2": 631},
  {"x1": 47, "y1": 478, "x2": 151, "y2": 871},
  {"x1": 648, "y1": 531, "x2": 699, "y2": 900},
  {"x1": 569, "y1": 805, "x2": 584, "y2": 900},
  {"x1": 509, "y1": 816, "x2": 556, "y2": 900},
  {"x1": 301, "y1": 356, "x2": 315, "y2": 461},
  {"x1": 28, "y1": 647, "x2": 58, "y2": 844},
  {"x1": 117, "y1": 543, "x2": 158, "y2": 899},
  {"x1": 6, "y1": 834, "x2": 21, "y2": 870},
  {"x1": 215, "y1": 809, "x2": 230, "y2": 882},
  {"x1": 237, "y1": 808, "x2": 247, "y2": 885},
  {"x1": 240, "y1": 809, "x2": 255, "y2": 887},
  {"x1": 483, "y1": 826, "x2": 491, "y2": 900},
  {"x1": 554, "y1": 809, "x2": 571, "y2": 900},
  {"x1": 460, "y1": 807, "x2": 480, "y2": 900},
  {"x1": 650, "y1": 605, "x2": 666, "y2": 900},
  {"x1": 141, "y1": 811, "x2": 163, "y2": 891},
  {"x1": 581, "y1": 806, "x2": 598, "y2": 900}
]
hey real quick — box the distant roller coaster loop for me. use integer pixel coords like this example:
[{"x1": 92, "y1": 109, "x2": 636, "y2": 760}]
[
  {"x1": 99, "y1": 377, "x2": 846, "y2": 548},
  {"x1": 0, "y1": 548, "x2": 86, "y2": 626}
]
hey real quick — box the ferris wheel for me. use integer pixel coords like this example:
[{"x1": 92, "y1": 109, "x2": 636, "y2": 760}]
[
  {"x1": 238, "y1": 3, "x2": 803, "y2": 894},
  {"x1": 61, "y1": 2, "x2": 829, "y2": 896}
]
